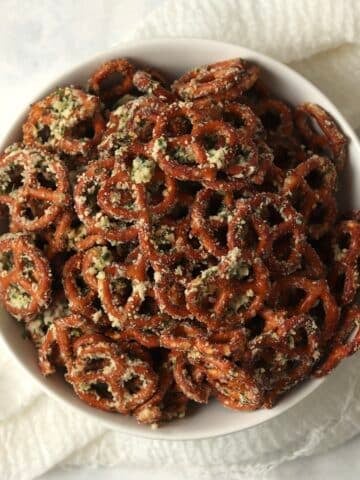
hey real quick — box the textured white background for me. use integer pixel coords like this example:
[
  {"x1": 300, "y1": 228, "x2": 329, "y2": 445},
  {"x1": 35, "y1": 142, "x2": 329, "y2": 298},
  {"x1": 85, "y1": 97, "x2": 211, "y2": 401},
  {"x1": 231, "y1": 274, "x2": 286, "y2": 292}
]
[{"x1": 1, "y1": 1, "x2": 360, "y2": 479}]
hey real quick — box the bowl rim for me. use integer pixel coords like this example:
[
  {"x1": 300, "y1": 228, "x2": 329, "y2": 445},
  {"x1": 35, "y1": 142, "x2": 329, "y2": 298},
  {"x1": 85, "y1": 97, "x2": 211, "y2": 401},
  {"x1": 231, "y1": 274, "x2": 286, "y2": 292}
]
[{"x1": 0, "y1": 36, "x2": 357, "y2": 440}]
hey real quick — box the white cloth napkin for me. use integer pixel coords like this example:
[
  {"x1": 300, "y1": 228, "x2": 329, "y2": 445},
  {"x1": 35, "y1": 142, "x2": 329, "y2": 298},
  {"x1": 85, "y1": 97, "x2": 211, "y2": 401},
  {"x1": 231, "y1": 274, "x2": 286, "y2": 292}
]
[{"x1": 1, "y1": 0, "x2": 360, "y2": 479}]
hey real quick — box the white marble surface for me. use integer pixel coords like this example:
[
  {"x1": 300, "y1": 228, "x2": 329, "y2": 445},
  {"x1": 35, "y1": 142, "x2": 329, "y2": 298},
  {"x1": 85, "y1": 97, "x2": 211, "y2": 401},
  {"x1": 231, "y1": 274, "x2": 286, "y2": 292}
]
[{"x1": 1, "y1": 1, "x2": 360, "y2": 479}]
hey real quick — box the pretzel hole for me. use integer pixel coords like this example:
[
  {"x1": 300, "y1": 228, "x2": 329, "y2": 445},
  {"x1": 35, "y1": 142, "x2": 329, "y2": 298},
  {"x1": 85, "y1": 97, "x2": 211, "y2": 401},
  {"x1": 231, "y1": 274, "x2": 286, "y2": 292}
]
[
  {"x1": 280, "y1": 286, "x2": 306, "y2": 309},
  {"x1": 237, "y1": 222, "x2": 259, "y2": 249},
  {"x1": 111, "y1": 278, "x2": 132, "y2": 306},
  {"x1": 273, "y1": 146, "x2": 296, "y2": 171},
  {"x1": 91, "y1": 296, "x2": 102, "y2": 312},
  {"x1": 305, "y1": 169, "x2": 324, "y2": 190},
  {"x1": 69, "y1": 119, "x2": 95, "y2": 139},
  {"x1": 37, "y1": 125, "x2": 51, "y2": 143},
  {"x1": 146, "y1": 266, "x2": 155, "y2": 282},
  {"x1": 138, "y1": 296, "x2": 158, "y2": 316},
  {"x1": 166, "y1": 116, "x2": 192, "y2": 137},
  {"x1": 85, "y1": 356, "x2": 110, "y2": 372},
  {"x1": 188, "y1": 235, "x2": 202, "y2": 251},
  {"x1": 338, "y1": 232, "x2": 351, "y2": 250},
  {"x1": 215, "y1": 225, "x2": 228, "y2": 247},
  {"x1": 304, "y1": 115, "x2": 323, "y2": 136},
  {"x1": 36, "y1": 170, "x2": 57, "y2": 190},
  {"x1": 75, "y1": 275, "x2": 90, "y2": 295},
  {"x1": 290, "y1": 186, "x2": 306, "y2": 212},
  {"x1": 147, "y1": 180, "x2": 166, "y2": 206},
  {"x1": 134, "y1": 118, "x2": 156, "y2": 143},
  {"x1": 99, "y1": 72, "x2": 124, "y2": 92},
  {"x1": 333, "y1": 271, "x2": 345, "y2": 299},
  {"x1": 82, "y1": 183, "x2": 100, "y2": 213},
  {"x1": 309, "y1": 301, "x2": 326, "y2": 330},
  {"x1": 89, "y1": 381, "x2": 113, "y2": 400},
  {"x1": 0, "y1": 163, "x2": 25, "y2": 194},
  {"x1": 201, "y1": 133, "x2": 225, "y2": 151},
  {"x1": 232, "y1": 144, "x2": 251, "y2": 165},
  {"x1": 245, "y1": 315, "x2": 265, "y2": 339},
  {"x1": 260, "y1": 110, "x2": 281, "y2": 132},
  {"x1": 0, "y1": 250, "x2": 14, "y2": 272},
  {"x1": 291, "y1": 327, "x2": 308, "y2": 348},
  {"x1": 253, "y1": 347, "x2": 275, "y2": 372},
  {"x1": 124, "y1": 373, "x2": 142, "y2": 395},
  {"x1": 22, "y1": 255, "x2": 37, "y2": 283},
  {"x1": 272, "y1": 233, "x2": 293, "y2": 261},
  {"x1": 309, "y1": 202, "x2": 327, "y2": 225},
  {"x1": 178, "y1": 180, "x2": 202, "y2": 196},
  {"x1": 230, "y1": 289, "x2": 253, "y2": 313},
  {"x1": 153, "y1": 226, "x2": 175, "y2": 253},
  {"x1": 206, "y1": 193, "x2": 226, "y2": 217},
  {"x1": 285, "y1": 358, "x2": 300, "y2": 372},
  {"x1": 168, "y1": 203, "x2": 189, "y2": 220},
  {"x1": 260, "y1": 204, "x2": 283, "y2": 226},
  {"x1": 223, "y1": 110, "x2": 245, "y2": 129},
  {"x1": 22, "y1": 206, "x2": 37, "y2": 220}
]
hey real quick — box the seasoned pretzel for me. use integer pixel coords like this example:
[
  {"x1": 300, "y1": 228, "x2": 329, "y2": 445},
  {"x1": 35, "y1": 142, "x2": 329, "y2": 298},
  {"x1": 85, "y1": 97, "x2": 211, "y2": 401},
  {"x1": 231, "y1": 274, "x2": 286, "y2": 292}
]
[
  {"x1": 67, "y1": 334, "x2": 158, "y2": 414},
  {"x1": 328, "y1": 218, "x2": 360, "y2": 306},
  {"x1": 314, "y1": 306, "x2": 360, "y2": 377},
  {"x1": 88, "y1": 58, "x2": 135, "y2": 102},
  {"x1": 74, "y1": 157, "x2": 138, "y2": 243},
  {"x1": 160, "y1": 320, "x2": 246, "y2": 358},
  {"x1": 203, "y1": 356, "x2": 264, "y2": 410},
  {"x1": 0, "y1": 234, "x2": 51, "y2": 319},
  {"x1": 283, "y1": 155, "x2": 337, "y2": 239},
  {"x1": 81, "y1": 246, "x2": 113, "y2": 291},
  {"x1": 23, "y1": 87, "x2": 105, "y2": 156},
  {"x1": 97, "y1": 252, "x2": 159, "y2": 328},
  {"x1": 186, "y1": 249, "x2": 269, "y2": 329},
  {"x1": 134, "y1": 357, "x2": 188, "y2": 424},
  {"x1": 63, "y1": 251, "x2": 105, "y2": 324},
  {"x1": 98, "y1": 96, "x2": 167, "y2": 156},
  {"x1": 0, "y1": 145, "x2": 70, "y2": 231},
  {"x1": 41, "y1": 210, "x2": 74, "y2": 258},
  {"x1": 267, "y1": 135, "x2": 306, "y2": 173},
  {"x1": 245, "y1": 314, "x2": 321, "y2": 407},
  {"x1": 294, "y1": 103, "x2": 347, "y2": 172},
  {"x1": 228, "y1": 193, "x2": 306, "y2": 274},
  {"x1": 25, "y1": 290, "x2": 69, "y2": 347},
  {"x1": 170, "y1": 350, "x2": 211, "y2": 403},
  {"x1": 221, "y1": 101, "x2": 262, "y2": 140},
  {"x1": 38, "y1": 313, "x2": 96, "y2": 375},
  {"x1": 133, "y1": 70, "x2": 176, "y2": 102},
  {"x1": 97, "y1": 144, "x2": 177, "y2": 220},
  {"x1": 271, "y1": 274, "x2": 339, "y2": 342},
  {"x1": 255, "y1": 98, "x2": 293, "y2": 138},
  {"x1": 191, "y1": 189, "x2": 235, "y2": 258},
  {"x1": 172, "y1": 59, "x2": 259, "y2": 101}
]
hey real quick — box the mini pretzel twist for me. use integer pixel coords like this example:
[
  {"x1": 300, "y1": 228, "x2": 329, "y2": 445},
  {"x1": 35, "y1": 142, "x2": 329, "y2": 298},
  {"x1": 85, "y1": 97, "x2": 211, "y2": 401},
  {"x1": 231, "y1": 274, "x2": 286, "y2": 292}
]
[
  {"x1": 294, "y1": 103, "x2": 347, "y2": 173},
  {"x1": 0, "y1": 234, "x2": 52, "y2": 319},
  {"x1": 67, "y1": 334, "x2": 158, "y2": 414},
  {"x1": 283, "y1": 155, "x2": 337, "y2": 239},
  {"x1": 0, "y1": 145, "x2": 70, "y2": 231},
  {"x1": 23, "y1": 87, "x2": 105, "y2": 156},
  {"x1": 172, "y1": 58, "x2": 259, "y2": 101}
]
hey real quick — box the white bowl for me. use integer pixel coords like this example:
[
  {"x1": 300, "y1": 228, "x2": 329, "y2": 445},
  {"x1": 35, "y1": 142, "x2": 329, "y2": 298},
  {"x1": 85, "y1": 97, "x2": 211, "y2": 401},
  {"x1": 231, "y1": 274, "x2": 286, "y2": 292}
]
[{"x1": 0, "y1": 38, "x2": 359, "y2": 440}]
